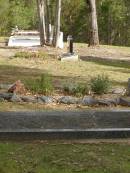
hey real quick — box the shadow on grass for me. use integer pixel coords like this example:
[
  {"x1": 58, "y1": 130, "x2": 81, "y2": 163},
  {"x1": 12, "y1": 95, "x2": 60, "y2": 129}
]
[
  {"x1": 0, "y1": 64, "x2": 127, "y2": 88},
  {"x1": 80, "y1": 56, "x2": 130, "y2": 70},
  {"x1": 0, "y1": 64, "x2": 86, "y2": 88},
  {"x1": 111, "y1": 80, "x2": 127, "y2": 87},
  {"x1": 0, "y1": 65, "x2": 44, "y2": 83}
]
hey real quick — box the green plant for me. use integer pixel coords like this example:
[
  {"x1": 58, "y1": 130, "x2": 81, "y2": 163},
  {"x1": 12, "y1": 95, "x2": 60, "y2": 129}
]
[
  {"x1": 36, "y1": 51, "x2": 49, "y2": 59},
  {"x1": 26, "y1": 74, "x2": 54, "y2": 95},
  {"x1": 14, "y1": 51, "x2": 48, "y2": 59},
  {"x1": 63, "y1": 83, "x2": 89, "y2": 97},
  {"x1": 14, "y1": 51, "x2": 32, "y2": 58},
  {"x1": 90, "y1": 74, "x2": 111, "y2": 94}
]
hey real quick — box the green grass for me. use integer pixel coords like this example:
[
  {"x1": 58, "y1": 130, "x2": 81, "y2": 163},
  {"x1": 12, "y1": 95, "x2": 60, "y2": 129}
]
[
  {"x1": 25, "y1": 73, "x2": 54, "y2": 95},
  {"x1": 0, "y1": 53, "x2": 129, "y2": 87},
  {"x1": 63, "y1": 83, "x2": 89, "y2": 97},
  {"x1": 90, "y1": 74, "x2": 111, "y2": 94},
  {"x1": 14, "y1": 51, "x2": 49, "y2": 59},
  {"x1": 0, "y1": 142, "x2": 130, "y2": 173}
]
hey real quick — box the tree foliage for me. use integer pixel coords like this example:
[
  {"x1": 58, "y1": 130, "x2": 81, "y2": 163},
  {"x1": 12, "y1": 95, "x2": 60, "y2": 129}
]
[{"x1": 0, "y1": 0, "x2": 130, "y2": 46}]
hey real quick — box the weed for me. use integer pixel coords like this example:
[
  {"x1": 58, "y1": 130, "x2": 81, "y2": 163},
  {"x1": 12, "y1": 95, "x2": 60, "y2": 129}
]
[
  {"x1": 26, "y1": 74, "x2": 54, "y2": 95},
  {"x1": 90, "y1": 74, "x2": 111, "y2": 94},
  {"x1": 63, "y1": 83, "x2": 89, "y2": 97},
  {"x1": 14, "y1": 51, "x2": 48, "y2": 59}
]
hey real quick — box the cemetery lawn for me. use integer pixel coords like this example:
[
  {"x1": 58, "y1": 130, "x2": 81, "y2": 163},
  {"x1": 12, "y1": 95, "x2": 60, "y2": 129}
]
[
  {"x1": 0, "y1": 46, "x2": 130, "y2": 87},
  {"x1": 0, "y1": 44, "x2": 130, "y2": 110},
  {"x1": 0, "y1": 141, "x2": 130, "y2": 173}
]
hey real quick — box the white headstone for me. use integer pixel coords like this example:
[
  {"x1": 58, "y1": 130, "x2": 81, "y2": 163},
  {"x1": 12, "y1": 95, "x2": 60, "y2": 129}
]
[{"x1": 58, "y1": 32, "x2": 64, "y2": 49}]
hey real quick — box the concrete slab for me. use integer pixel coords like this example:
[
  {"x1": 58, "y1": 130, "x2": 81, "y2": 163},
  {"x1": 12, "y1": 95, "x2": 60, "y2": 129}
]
[
  {"x1": 8, "y1": 36, "x2": 40, "y2": 47},
  {"x1": 60, "y1": 53, "x2": 79, "y2": 61},
  {"x1": 8, "y1": 30, "x2": 64, "y2": 48},
  {"x1": 0, "y1": 110, "x2": 130, "y2": 139}
]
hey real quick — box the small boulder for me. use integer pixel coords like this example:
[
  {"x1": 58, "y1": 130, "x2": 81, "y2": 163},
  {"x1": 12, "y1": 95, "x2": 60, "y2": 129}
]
[
  {"x1": 112, "y1": 88, "x2": 126, "y2": 95},
  {"x1": 98, "y1": 99, "x2": 111, "y2": 106},
  {"x1": 81, "y1": 96, "x2": 97, "y2": 106},
  {"x1": 119, "y1": 97, "x2": 130, "y2": 107},
  {"x1": 8, "y1": 80, "x2": 26, "y2": 94},
  {"x1": 98, "y1": 98, "x2": 120, "y2": 106},
  {"x1": 0, "y1": 93, "x2": 13, "y2": 100},
  {"x1": 0, "y1": 84, "x2": 12, "y2": 90},
  {"x1": 10, "y1": 93, "x2": 22, "y2": 102},
  {"x1": 37, "y1": 96, "x2": 54, "y2": 104},
  {"x1": 21, "y1": 96, "x2": 37, "y2": 103},
  {"x1": 58, "y1": 96, "x2": 79, "y2": 104}
]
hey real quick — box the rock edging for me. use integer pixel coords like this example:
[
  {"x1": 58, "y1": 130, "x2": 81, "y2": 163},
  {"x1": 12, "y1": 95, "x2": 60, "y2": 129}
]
[{"x1": 0, "y1": 93, "x2": 130, "y2": 107}]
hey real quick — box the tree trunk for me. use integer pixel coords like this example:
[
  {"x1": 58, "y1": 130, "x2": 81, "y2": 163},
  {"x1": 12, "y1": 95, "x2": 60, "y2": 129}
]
[
  {"x1": 37, "y1": 0, "x2": 46, "y2": 46},
  {"x1": 45, "y1": 0, "x2": 50, "y2": 44},
  {"x1": 88, "y1": 0, "x2": 99, "y2": 46},
  {"x1": 53, "y1": 0, "x2": 61, "y2": 47}
]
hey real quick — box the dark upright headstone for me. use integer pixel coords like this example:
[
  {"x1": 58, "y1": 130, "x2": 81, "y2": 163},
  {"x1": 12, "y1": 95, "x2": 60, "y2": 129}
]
[{"x1": 67, "y1": 35, "x2": 74, "y2": 54}]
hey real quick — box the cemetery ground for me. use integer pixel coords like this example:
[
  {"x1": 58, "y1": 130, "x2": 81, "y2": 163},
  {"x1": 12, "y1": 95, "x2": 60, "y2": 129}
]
[
  {"x1": 0, "y1": 43, "x2": 130, "y2": 173},
  {"x1": 0, "y1": 43, "x2": 130, "y2": 110},
  {"x1": 0, "y1": 140, "x2": 130, "y2": 173}
]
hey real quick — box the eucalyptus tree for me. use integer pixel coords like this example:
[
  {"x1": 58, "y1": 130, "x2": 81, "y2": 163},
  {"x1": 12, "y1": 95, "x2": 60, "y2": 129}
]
[
  {"x1": 87, "y1": 0, "x2": 99, "y2": 46},
  {"x1": 53, "y1": 0, "x2": 61, "y2": 47},
  {"x1": 45, "y1": 0, "x2": 51, "y2": 44},
  {"x1": 37, "y1": 0, "x2": 46, "y2": 45}
]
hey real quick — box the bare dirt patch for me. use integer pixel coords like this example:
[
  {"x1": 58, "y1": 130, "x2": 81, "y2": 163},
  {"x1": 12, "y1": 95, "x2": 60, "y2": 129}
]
[{"x1": 0, "y1": 48, "x2": 16, "y2": 58}]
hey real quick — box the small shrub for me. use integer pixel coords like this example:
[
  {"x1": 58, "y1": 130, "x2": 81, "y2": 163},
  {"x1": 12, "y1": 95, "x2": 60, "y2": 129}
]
[
  {"x1": 63, "y1": 83, "x2": 74, "y2": 94},
  {"x1": 14, "y1": 51, "x2": 32, "y2": 58},
  {"x1": 14, "y1": 51, "x2": 48, "y2": 59},
  {"x1": 26, "y1": 74, "x2": 54, "y2": 95},
  {"x1": 90, "y1": 74, "x2": 111, "y2": 94},
  {"x1": 63, "y1": 83, "x2": 89, "y2": 97}
]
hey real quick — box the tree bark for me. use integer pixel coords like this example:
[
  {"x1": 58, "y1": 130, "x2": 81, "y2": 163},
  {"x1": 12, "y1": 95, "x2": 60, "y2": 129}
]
[
  {"x1": 53, "y1": 0, "x2": 61, "y2": 47},
  {"x1": 45, "y1": 0, "x2": 50, "y2": 44},
  {"x1": 37, "y1": 0, "x2": 46, "y2": 46},
  {"x1": 88, "y1": 0, "x2": 99, "y2": 46}
]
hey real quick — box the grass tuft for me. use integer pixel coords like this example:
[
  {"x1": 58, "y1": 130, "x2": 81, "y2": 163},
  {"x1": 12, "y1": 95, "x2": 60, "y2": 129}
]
[
  {"x1": 14, "y1": 51, "x2": 48, "y2": 59},
  {"x1": 63, "y1": 83, "x2": 89, "y2": 97},
  {"x1": 90, "y1": 74, "x2": 111, "y2": 94},
  {"x1": 25, "y1": 73, "x2": 54, "y2": 95}
]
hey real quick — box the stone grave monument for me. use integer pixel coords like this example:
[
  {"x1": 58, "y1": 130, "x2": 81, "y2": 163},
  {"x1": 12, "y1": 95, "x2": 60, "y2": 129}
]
[{"x1": 60, "y1": 35, "x2": 79, "y2": 61}]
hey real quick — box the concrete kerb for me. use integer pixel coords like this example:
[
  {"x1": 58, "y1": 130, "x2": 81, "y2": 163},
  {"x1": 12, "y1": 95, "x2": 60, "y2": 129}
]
[{"x1": 0, "y1": 110, "x2": 130, "y2": 139}]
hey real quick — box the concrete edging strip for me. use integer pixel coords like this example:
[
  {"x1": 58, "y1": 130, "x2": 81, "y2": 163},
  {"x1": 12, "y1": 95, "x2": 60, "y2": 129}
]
[{"x1": 0, "y1": 110, "x2": 130, "y2": 139}]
